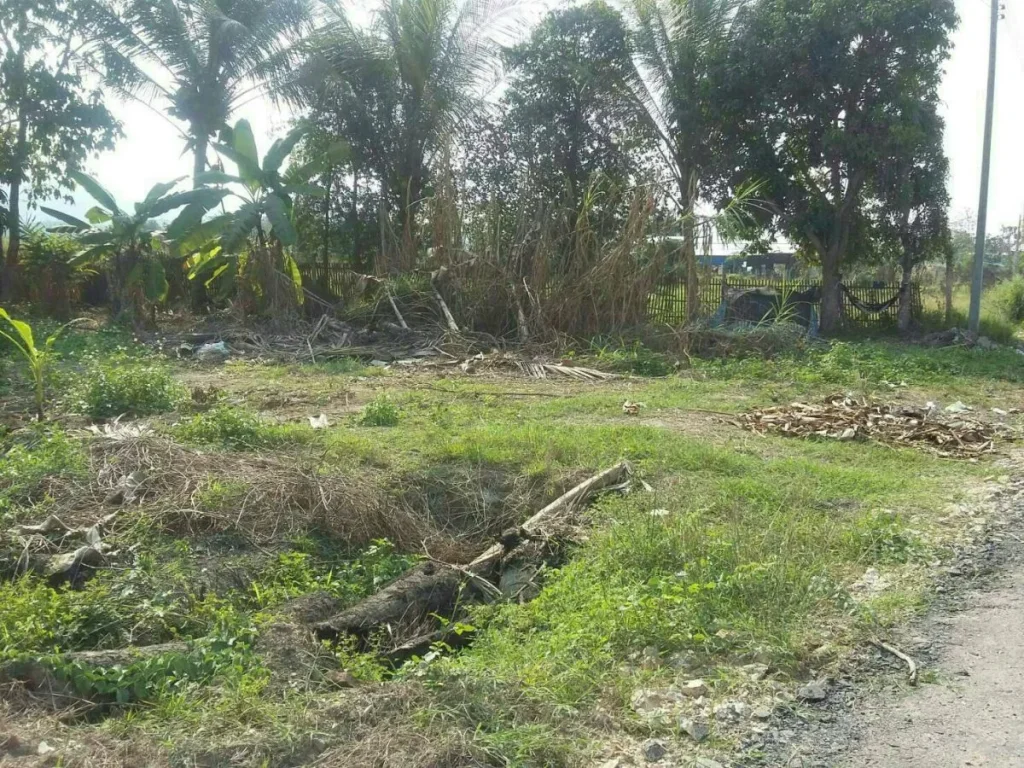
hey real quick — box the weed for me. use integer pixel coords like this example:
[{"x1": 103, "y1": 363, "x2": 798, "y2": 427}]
[
  {"x1": 0, "y1": 427, "x2": 86, "y2": 520},
  {"x1": 79, "y1": 358, "x2": 185, "y2": 420},
  {"x1": 174, "y1": 405, "x2": 311, "y2": 450},
  {"x1": 360, "y1": 394, "x2": 400, "y2": 426},
  {"x1": 249, "y1": 541, "x2": 415, "y2": 610},
  {"x1": 589, "y1": 337, "x2": 674, "y2": 377}
]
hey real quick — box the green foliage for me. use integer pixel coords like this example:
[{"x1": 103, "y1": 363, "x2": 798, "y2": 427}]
[
  {"x1": 0, "y1": 427, "x2": 86, "y2": 519},
  {"x1": 843, "y1": 510, "x2": 928, "y2": 565},
  {"x1": 588, "y1": 338, "x2": 674, "y2": 377},
  {"x1": 0, "y1": 307, "x2": 81, "y2": 418},
  {"x1": 723, "y1": 0, "x2": 957, "y2": 333},
  {"x1": 0, "y1": 0, "x2": 120, "y2": 277},
  {"x1": 174, "y1": 405, "x2": 311, "y2": 450},
  {"x1": 97, "y1": 0, "x2": 310, "y2": 183},
  {"x1": 0, "y1": 558, "x2": 243, "y2": 659},
  {"x1": 359, "y1": 394, "x2": 400, "y2": 427},
  {"x1": 249, "y1": 541, "x2": 415, "y2": 609},
  {"x1": 698, "y1": 339, "x2": 1024, "y2": 389},
  {"x1": 57, "y1": 633, "x2": 256, "y2": 705},
  {"x1": 184, "y1": 119, "x2": 322, "y2": 313},
  {"x1": 79, "y1": 359, "x2": 185, "y2": 420},
  {"x1": 41, "y1": 173, "x2": 226, "y2": 325},
  {"x1": 991, "y1": 277, "x2": 1024, "y2": 325}
]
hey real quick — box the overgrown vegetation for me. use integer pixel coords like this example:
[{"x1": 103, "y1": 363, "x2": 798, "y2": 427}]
[
  {"x1": 1, "y1": 0, "x2": 1022, "y2": 765},
  {"x1": 79, "y1": 358, "x2": 185, "y2": 420}
]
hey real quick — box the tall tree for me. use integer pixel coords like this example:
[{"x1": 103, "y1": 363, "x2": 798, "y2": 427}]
[
  {"x1": 724, "y1": 0, "x2": 957, "y2": 334},
  {"x1": 0, "y1": 0, "x2": 120, "y2": 301},
  {"x1": 877, "y1": 102, "x2": 950, "y2": 332},
  {"x1": 500, "y1": 2, "x2": 652, "y2": 216},
  {"x1": 96, "y1": 0, "x2": 310, "y2": 186},
  {"x1": 303, "y1": 0, "x2": 515, "y2": 272},
  {"x1": 622, "y1": 0, "x2": 741, "y2": 320}
]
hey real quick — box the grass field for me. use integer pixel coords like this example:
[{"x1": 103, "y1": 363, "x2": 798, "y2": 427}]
[{"x1": 1, "y1": 323, "x2": 1022, "y2": 767}]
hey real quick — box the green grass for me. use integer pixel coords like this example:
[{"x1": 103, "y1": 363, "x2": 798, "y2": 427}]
[
  {"x1": 1, "y1": 324, "x2": 1019, "y2": 766},
  {"x1": 173, "y1": 405, "x2": 316, "y2": 450}
]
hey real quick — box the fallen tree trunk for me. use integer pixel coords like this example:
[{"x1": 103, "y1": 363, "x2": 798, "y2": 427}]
[
  {"x1": 0, "y1": 642, "x2": 190, "y2": 711},
  {"x1": 315, "y1": 462, "x2": 632, "y2": 646}
]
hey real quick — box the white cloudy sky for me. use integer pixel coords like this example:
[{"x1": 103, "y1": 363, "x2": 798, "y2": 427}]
[{"x1": 77, "y1": 0, "x2": 1024, "y2": 234}]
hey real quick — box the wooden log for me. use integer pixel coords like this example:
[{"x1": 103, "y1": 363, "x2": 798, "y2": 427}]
[{"x1": 314, "y1": 462, "x2": 631, "y2": 645}]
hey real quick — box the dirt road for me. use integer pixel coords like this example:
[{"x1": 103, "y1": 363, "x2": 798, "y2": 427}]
[{"x1": 837, "y1": 566, "x2": 1024, "y2": 767}]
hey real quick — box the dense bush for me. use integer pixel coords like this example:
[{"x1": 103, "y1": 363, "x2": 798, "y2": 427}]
[{"x1": 991, "y1": 277, "x2": 1024, "y2": 324}]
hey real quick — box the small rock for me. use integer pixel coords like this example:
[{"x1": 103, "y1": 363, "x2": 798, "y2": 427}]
[
  {"x1": 37, "y1": 741, "x2": 55, "y2": 756},
  {"x1": 752, "y1": 706, "x2": 773, "y2": 720},
  {"x1": 630, "y1": 689, "x2": 683, "y2": 723},
  {"x1": 976, "y1": 336, "x2": 997, "y2": 350},
  {"x1": 641, "y1": 739, "x2": 668, "y2": 762},
  {"x1": 714, "y1": 700, "x2": 747, "y2": 721},
  {"x1": 810, "y1": 643, "x2": 838, "y2": 662},
  {"x1": 797, "y1": 679, "x2": 829, "y2": 702},
  {"x1": 369, "y1": 360, "x2": 389, "y2": 368},
  {"x1": 945, "y1": 401, "x2": 972, "y2": 414},
  {"x1": 640, "y1": 645, "x2": 662, "y2": 669},
  {"x1": 667, "y1": 651, "x2": 698, "y2": 670},
  {"x1": 742, "y1": 662, "x2": 770, "y2": 681},
  {"x1": 680, "y1": 679, "x2": 709, "y2": 698},
  {"x1": 851, "y1": 567, "x2": 889, "y2": 595},
  {"x1": 678, "y1": 717, "x2": 710, "y2": 743}
]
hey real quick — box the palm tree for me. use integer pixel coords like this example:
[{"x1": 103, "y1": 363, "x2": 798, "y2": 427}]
[
  {"x1": 302, "y1": 0, "x2": 517, "y2": 272},
  {"x1": 95, "y1": 0, "x2": 310, "y2": 186},
  {"x1": 623, "y1": 0, "x2": 742, "y2": 321}
]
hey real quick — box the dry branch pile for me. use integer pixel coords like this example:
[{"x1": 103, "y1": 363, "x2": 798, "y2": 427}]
[{"x1": 734, "y1": 395, "x2": 1006, "y2": 458}]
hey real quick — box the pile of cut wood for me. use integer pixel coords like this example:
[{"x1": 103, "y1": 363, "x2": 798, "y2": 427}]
[{"x1": 734, "y1": 395, "x2": 1005, "y2": 458}]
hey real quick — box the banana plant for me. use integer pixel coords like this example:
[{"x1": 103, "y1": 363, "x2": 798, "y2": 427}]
[
  {"x1": 181, "y1": 119, "x2": 326, "y2": 316},
  {"x1": 0, "y1": 308, "x2": 83, "y2": 420},
  {"x1": 41, "y1": 172, "x2": 227, "y2": 328}
]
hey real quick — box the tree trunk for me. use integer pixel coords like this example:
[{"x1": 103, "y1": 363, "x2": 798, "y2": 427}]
[
  {"x1": 322, "y1": 167, "x2": 332, "y2": 292},
  {"x1": 678, "y1": 170, "x2": 700, "y2": 323},
  {"x1": 944, "y1": 247, "x2": 954, "y2": 325},
  {"x1": 683, "y1": 215, "x2": 700, "y2": 322},
  {"x1": 192, "y1": 133, "x2": 209, "y2": 187},
  {"x1": 897, "y1": 251, "x2": 914, "y2": 333},
  {"x1": 351, "y1": 169, "x2": 363, "y2": 270},
  {"x1": 819, "y1": 246, "x2": 843, "y2": 335},
  {"x1": 1, "y1": 103, "x2": 28, "y2": 303}
]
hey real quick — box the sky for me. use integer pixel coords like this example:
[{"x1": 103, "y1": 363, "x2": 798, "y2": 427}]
[{"x1": 74, "y1": 0, "x2": 1024, "y2": 235}]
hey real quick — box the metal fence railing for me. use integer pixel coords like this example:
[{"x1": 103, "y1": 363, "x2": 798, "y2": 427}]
[{"x1": 649, "y1": 277, "x2": 921, "y2": 327}]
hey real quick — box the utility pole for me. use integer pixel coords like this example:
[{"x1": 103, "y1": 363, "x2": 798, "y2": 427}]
[
  {"x1": 968, "y1": 0, "x2": 1002, "y2": 332},
  {"x1": 1015, "y1": 208, "x2": 1023, "y2": 278}
]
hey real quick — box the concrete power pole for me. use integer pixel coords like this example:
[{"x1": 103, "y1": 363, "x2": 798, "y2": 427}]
[{"x1": 968, "y1": 0, "x2": 1002, "y2": 333}]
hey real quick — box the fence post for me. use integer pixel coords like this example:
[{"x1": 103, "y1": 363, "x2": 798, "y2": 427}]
[{"x1": 720, "y1": 273, "x2": 728, "y2": 305}]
